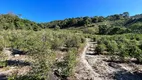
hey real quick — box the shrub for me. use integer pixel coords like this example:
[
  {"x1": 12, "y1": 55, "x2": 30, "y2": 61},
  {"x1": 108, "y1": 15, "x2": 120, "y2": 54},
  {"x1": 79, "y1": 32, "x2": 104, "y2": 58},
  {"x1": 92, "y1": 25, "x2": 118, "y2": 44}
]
[
  {"x1": 128, "y1": 46, "x2": 142, "y2": 63},
  {"x1": 51, "y1": 38, "x2": 63, "y2": 50},
  {"x1": 66, "y1": 36, "x2": 81, "y2": 48},
  {"x1": 55, "y1": 48, "x2": 77, "y2": 78},
  {"x1": 0, "y1": 61, "x2": 7, "y2": 68},
  {"x1": 8, "y1": 75, "x2": 44, "y2": 80},
  {"x1": 94, "y1": 34, "x2": 142, "y2": 62},
  {"x1": 0, "y1": 29, "x2": 84, "y2": 79},
  {"x1": 96, "y1": 44, "x2": 106, "y2": 54},
  {"x1": 82, "y1": 27, "x2": 99, "y2": 34},
  {"x1": 107, "y1": 41, "x2": 118, "y2": 54},
  {"x1": 118, "y1": 48, "x2": 129, "y2": 62}
]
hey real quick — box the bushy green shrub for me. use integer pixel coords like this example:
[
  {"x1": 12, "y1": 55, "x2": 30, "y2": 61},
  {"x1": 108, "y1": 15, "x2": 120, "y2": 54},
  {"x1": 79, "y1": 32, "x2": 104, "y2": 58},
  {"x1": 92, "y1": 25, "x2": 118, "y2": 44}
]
[
  {"x1": 0, "y1": 61, "x2": 7, "y2": 68},
  {"x1": 66, "y1": 35, "x2": 84, "y2": 49},
  {"x1": 8, "y1": 75, "x2": 44, "y2": 80},
  {"x1": 0, "y1": 29, "x2": 85, "y2": 79},
  {"x1": 55, "y1": 48, "x2": 77, "y2": 77},
  {"x1": 51, "y1": 38, "x2": 63, "y2": 50},
  {"x1": 82, "y1": 27, "x2": 99, "y2": 34},
  {"x1": 96, "y1": 44, "x2": 106, "y2": 54},
  {"x1": 107, "y1": 41, "x2": 118, "y2": 54},
  {"x1": 94, "y1": 34, "x2": 142, "y2": 62}
]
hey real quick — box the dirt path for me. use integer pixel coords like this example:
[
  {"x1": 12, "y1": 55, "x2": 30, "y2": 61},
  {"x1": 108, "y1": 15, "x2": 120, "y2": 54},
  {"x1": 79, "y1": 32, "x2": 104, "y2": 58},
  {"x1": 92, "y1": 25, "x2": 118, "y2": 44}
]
[
  {"x1": 80, "y1": 39, "x2": 101, "y2": 77},
  {"x1": 75, "y1": 39, "x2": 102, "y2": 80},
  {"x1": 75, "y1": 39, "x2": 142, "y2": 80}
]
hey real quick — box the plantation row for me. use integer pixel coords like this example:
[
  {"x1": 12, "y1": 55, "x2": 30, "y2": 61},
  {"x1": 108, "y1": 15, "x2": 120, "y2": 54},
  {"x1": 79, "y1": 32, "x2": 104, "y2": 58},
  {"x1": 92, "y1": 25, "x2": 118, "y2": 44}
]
[
  {"x1": 94, "y1": 34, "x2": 142, "y2": 63},
  {"x1": 0, "y1": 29, "x2": 85, "y2": 79}
]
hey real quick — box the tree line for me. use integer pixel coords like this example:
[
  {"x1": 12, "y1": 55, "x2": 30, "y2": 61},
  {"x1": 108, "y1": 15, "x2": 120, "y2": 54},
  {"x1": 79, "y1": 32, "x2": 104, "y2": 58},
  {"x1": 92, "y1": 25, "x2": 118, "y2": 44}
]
[
  {"x1": 0, "y1": 12, "x2": 131, "y2": 29},
  {"x1": 0, "y1": 12, "x2": 142, "y2": 34}
]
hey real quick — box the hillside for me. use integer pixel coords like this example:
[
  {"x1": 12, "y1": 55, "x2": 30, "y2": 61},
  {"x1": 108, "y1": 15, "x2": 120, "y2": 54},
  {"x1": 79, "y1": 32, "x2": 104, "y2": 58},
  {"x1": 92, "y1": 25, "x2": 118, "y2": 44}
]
[
  {"x1": 0, "y1": 12, "x2": 142, "y2": 80},
  {"x1": 1, "y1": 12, "x2": 142, "y2": 34}
]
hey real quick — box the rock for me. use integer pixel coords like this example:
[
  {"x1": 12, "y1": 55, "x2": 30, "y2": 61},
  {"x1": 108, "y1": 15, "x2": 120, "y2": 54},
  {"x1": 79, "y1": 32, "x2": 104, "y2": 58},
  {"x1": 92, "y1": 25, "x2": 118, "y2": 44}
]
[
  {"x1": 3, "y1": 48, "x2": 24, "y2": 55},
  {"x1": 3, "y1": 48, "x2": 12, "y2": 56},
  {"x1": 14, "y1": 54, "x2": 20, "y2": 57},
  {"x1": 10, "y1": 67, "x2": 15, "y2": 69},
  {"x1": 108, "y1": 62, "x2": 121, "y2": 69}
]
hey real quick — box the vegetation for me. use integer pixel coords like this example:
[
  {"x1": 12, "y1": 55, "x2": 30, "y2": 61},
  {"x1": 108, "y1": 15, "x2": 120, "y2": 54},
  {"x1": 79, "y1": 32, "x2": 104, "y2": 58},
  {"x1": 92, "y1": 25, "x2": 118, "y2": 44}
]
[
  {"x1": 0, "y1": 61, "x2": 7, "y2": 68},
  {"x1": 94, "y1": 34, "x2": 142, "y2": 63},
  {"x1": 0, "y1": 12, "x2": 141, "y2": 33},
  {"x1": 55, "y1": 48, "x2": 77, "y2": 79},
  {"x1": 0, "y1": 29, "x2": 85, "y2": 79},
  {"x1": 0, "y1": 12, "x2": 142, "y2": 79}
]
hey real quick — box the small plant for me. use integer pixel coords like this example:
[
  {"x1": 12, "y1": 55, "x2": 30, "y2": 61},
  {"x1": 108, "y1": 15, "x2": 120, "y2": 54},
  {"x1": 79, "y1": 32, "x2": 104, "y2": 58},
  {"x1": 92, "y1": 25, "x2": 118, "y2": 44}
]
[
  {"x1": 0, "y1": 61, "x2": 7, "y2": 68},
  {"x1": 96, "y1": 44, "x2": 106, "y2": 54},
  {"x1": 55, "y1": 48, "x2": 77, "y2": 78},
  {"x1": 8, "y1": 75, "x2": 44, "y2": 80}
]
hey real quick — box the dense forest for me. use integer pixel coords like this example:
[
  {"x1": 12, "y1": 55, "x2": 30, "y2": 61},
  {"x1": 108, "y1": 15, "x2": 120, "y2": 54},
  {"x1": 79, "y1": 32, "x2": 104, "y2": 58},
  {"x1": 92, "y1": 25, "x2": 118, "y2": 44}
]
[{"x1": 0, "y1": 12, "x2": 142, "y2": 80}]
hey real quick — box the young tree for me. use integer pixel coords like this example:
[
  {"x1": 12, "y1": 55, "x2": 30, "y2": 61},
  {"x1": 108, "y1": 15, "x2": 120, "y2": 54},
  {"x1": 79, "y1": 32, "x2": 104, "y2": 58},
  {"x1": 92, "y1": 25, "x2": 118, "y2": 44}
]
[{"x1": 96, "y1": 44, "x2": 106, "y2": 54}]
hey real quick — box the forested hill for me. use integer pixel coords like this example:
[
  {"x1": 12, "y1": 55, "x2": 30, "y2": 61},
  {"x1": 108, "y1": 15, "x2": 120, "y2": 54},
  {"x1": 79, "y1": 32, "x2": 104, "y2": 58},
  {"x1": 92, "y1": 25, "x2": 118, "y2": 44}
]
[
  {"x1": 0, "y1": 12, "x2": 142, "y2": 34},
  {"x1": 0, "y1": 14, "x2": 41, "y2": 30}
]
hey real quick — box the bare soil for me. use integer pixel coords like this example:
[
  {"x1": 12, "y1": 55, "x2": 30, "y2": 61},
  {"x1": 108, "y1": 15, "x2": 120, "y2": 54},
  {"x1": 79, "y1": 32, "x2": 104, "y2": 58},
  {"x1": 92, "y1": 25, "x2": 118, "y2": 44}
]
[
  {"x1": 74, "y1": 39, "x2": 142, "y2": 80},
  {"x1": 0, "y1": 55, "x2": 31, "y2": 80}
]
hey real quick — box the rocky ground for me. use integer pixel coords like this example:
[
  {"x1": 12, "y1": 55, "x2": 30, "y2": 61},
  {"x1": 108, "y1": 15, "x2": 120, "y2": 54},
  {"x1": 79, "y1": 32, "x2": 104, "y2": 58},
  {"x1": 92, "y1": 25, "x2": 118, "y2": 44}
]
[
  {"x1": 0, "y1": 49, "x2": 31, "y2": 80},
  {"x1": 75, "y1": 39, "x2": 142, "y2": 80}
]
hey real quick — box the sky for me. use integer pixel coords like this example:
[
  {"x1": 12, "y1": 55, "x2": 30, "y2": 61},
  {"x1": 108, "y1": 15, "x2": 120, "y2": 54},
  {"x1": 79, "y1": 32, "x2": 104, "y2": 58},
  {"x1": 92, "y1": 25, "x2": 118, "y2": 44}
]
[{"x1": 0, "y1": 0, "x2": 142, "y2": 22}]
